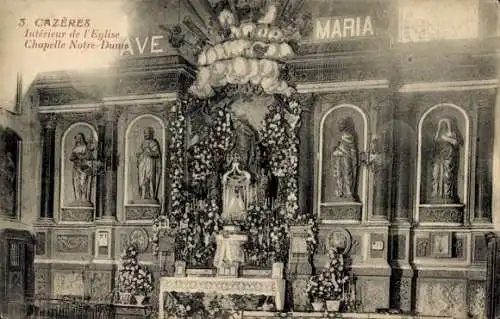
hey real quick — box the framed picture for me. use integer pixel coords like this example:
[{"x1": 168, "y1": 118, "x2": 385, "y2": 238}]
[
  {"x1": 97, "y1": 231, "x2": 109, "y2": 247},
  {"x1": 431, "y1": 232, "x2": 452, "y2": 258}
]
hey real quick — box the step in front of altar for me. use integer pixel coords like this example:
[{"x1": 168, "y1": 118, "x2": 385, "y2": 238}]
[
  {"x1": 239, "y1": 312, "x2": 453, "y2": 319},
  {"x1": 159, "y1": 311, "x2": 453, "y2": 319}
]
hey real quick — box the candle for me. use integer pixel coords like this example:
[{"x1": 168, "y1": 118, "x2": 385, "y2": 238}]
[{"x1": 159, "y1": 252, "x2": 163, "y2": 273}]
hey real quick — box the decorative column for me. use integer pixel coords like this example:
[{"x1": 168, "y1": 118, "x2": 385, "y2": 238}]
[
  {"x1": 371, "y1": 143, "x2": 390, "y2": 219},
  {"x1": 39, "y1": 114, "x2": 57, "y2": 221},
  {"x1": 95, "y1": 120, "x2": 105, "y2": 219},
  {"x1": 474, "y1": 94, "x2": 494, "y2": 223},
  {"x1": 392, "y1": 117, "x2": 412, "y2": 221},
  {"x1": 369, "y1": 94, "x2": 391, "y2": 220},
  {"x1": 297, "y1": 94, "x2": 315, "y2": 218},
  {"x1": 97, "y1": 108, "x2": 119, "y2": 222}
]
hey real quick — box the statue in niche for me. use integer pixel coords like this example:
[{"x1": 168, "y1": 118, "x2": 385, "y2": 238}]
[
  {"x1": 226, "y1": 114, "x2": 260, "y2": 183},
  {"x1": 430, "y1": 118, "x2": 460, "y2": 203},
  {"x1": 136, "y1": 127, "x2": 161, "y2": 203},
  {"x1": 330, "y1": 117, "x2": 359, "y2": 201},
  {"x1": 69, "y1": 133, "x2": 97, "y2": 206}
]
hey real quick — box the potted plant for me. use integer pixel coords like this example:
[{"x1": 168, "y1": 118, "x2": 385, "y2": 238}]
[
  {"x1": 306, "y1": 248, "x2": 350, "y2": 312},
  {"x1": 132, "y1": 265, "x2": 154, "y2": 305},
  {"x1": 117, "y1": 245, "x2": 138, "y2": 304},
  {"x1": 323, "y1": 248, "x2": 349, "y2": 312},
  {"x1": 117, "y1": 244, "x2": 154, "y2": 305},
  {"x1": 306, "y1": 274, "x2": 326, "y2": 311}
]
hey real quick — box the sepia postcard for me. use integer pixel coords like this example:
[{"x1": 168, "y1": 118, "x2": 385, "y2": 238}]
[{"x1": 0, "y1": 0, "x2": 499, "y2": 318}]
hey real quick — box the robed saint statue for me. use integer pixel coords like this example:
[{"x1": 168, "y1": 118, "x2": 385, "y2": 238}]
[
  {"x1": 430, "y1": 118, "x2": 460, "y2": 203},
  {"x1": 136, "y1": 127, "x2": 162, "y2": 203},
  {"x1": 68, "y1": 132, "x2": 104, "y2": 206},
  {"x1": 330, "y1": 117, "x2": 359, "y2": 201}
]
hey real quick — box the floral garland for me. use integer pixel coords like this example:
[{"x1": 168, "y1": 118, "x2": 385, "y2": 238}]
[
  {"x1": 283, "y1": 97, "x2": 303, "y2": 222},
  {"x1": 189, "y1": 200, "x2": 223, "y2": 266},
  {"x1": 241, "y1": 204, "x2": 272, "y2": 267},
  {"x1": 260, "y1": 97, "x2": 302, "y2": 220},
  {"x1": 189, "y1": 101, "x2": 232, "y2": 188},
  {"x1": 259, "y1": 96, "x2": 302, "y2": 262},
  {"x1": 152, "y1": 99, "x2": 186, "y2": 256},
  {"x1": 168, "y1": 99, "x2": 188, "y2": 227},
  {"x1": 187, "y1": 101, "x2": 232, "y2": 266}
]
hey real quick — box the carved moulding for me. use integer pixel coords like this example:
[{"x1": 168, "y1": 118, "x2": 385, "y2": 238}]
[
  {"x1": 418, "y1": 205, "x2": 464, "y2": 224},
  {"x1": 60, "y1": 208, "x2": 94, "y2": 222},
  {"x1": 125, "y1": 205, "x2": 160, "y2": 220},
  {"x1": 416, "y1": 237, "x2": 430, "y2": 258},
  {"x1": 320, "y1": 203, "x2": 362, "y2": 222},
  {"x1": 55, "y1": 234, "x2": 89, "y2": 254}
]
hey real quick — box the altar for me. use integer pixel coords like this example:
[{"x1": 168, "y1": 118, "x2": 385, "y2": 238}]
[
  {"x1": 153, "y1": 0, "x2": 371, "y2": 316},
  {"x1": 158, "y1": 275, "x2": 285, "y2": 319},
  {"x1": 144, "y1": 0, "x2": 496, "y2": 317}
]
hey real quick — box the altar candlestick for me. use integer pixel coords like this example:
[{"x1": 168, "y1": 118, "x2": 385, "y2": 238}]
[
  {"x1": 159, "y1": 252, "x2": 163, "y2": 273},
  {"x1": 352, "y1": 282, "x2": 356, "y2": 301}
]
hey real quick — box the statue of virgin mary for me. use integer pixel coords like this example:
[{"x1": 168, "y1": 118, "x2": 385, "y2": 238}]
[
  {"x1": 222, "y1": 162, "x2": 251, "y2": 224},
  {"x1": 69, "y1": 133, "x2": 98, "y2": 206},
  {"x1": 330, "y1": 117, "x2": 359, "y2": 201},
  {"x1": 430, "y1": 118, "x2": 460, "y2": 203}
]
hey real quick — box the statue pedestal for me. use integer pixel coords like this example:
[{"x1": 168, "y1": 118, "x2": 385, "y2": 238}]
[{"x1": 214, "y1": 225, "x2": 248, "y2": 277}]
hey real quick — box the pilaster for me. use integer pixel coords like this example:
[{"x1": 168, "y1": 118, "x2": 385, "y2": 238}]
[{"x1": 39, "y1": 114, "x2": 58, "y2": 221}]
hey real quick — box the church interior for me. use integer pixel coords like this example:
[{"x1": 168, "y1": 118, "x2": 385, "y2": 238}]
[{"x1": 1, "y1": 0, "x2": 500, "y2": 318}]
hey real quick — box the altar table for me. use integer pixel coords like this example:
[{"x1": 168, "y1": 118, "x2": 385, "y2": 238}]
[{"x1": 158, "y1": 276, "x2": 285, "y2": 319}]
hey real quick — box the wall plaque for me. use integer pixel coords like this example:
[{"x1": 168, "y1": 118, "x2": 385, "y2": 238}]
[
  {"x1": 325, "y1": 228, "x2": 352, "y2": 254},
  {"x1": 129, "y1": 228, "x2": 149, "y2": 253}
]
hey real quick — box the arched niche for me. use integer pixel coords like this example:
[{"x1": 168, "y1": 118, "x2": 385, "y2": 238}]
[
  {"x1": 0, "y1": 128, "x2": 21, "y2": 218},
  {"x1": 318, "y1": 104, "x2": 368, "y2": 221},
  {"x1": 60, "y1": 123, "x2": 99, "y2": 209},
  {"x1": 417, "y1": 104, "x2": 468, "y2": 223},
  {"x1": 124, "y1": 115, "x2": 165, "y2": 207}
]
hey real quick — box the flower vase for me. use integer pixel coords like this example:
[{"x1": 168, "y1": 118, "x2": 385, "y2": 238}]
[
  {"x1": 311, "y1": 300, "x2": 324, "y2": 312},
  {"x1": 326, "y1": 300, "x2": 341, "y2": 312},
  {"x1": 135, "y1": 294, "x2": 146, "y2": 305},
  {"x1": 119, "y1": 292, "x2": 131, "y2": 304}
]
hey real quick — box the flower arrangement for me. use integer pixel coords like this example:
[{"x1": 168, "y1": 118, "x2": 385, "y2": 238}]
[
  {"x1": 306, "y1": 248, "x2": 349, "y2": 303},
  {"x1": 306, "y1": 218, "x2": 319, "y2": 257},
  {"x1": 118, "y1": 245, "x2": 154, "y2": 296},
  {"x1": 164, "y1": 292, "x2": 203, "y2": 318},
  {"x1": 163, "y1": 292, "x2": 248, "y2": 319},
  {"x1": 242, "y1": 204, "x2": 272, "y2": 267}
]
